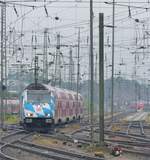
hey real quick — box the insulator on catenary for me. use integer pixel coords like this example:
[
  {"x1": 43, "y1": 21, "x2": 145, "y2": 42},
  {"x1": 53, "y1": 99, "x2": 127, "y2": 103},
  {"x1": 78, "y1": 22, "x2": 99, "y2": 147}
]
[
  {"x1": 44, "y1": 5, "x2": 48, "y2": 17},
  {"x1": 13, "y1": 5, "x2": 19, "y2": 17},
  {"x1": 128, "y1": 6, "x2": 132, "y2": 18}
]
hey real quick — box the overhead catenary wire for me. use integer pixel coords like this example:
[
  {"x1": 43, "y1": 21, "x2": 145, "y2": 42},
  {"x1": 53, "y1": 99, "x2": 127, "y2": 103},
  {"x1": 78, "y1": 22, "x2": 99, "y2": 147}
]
[
  {"x1": 5, "y1": 0, "x2": 150, "y2": 86},
  {"x1": 5, "y1": 0, "x2": 150, "y2": 4}
]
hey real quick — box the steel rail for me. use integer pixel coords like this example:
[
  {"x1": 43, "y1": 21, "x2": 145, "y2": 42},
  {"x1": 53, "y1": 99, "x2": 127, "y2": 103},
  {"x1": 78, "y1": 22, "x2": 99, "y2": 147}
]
[
  {"x1": 106, "y1": 139, "x2": 150, "y2": 147},
  {"x1": 1, "y1": 130, "x2": 29, "y2": 143},
  {"x1": 0, "y1": 131, "x2": 32, "y2": 160},
  {"x1": 0, "y1": 152, "x2": 18, "y2": 160},
  {"x1": 2, "y1": 140, "x2": 104, "y2": 160},
  {"x1": 39, "y1": 132, "x2": 150, "y2": 157}
]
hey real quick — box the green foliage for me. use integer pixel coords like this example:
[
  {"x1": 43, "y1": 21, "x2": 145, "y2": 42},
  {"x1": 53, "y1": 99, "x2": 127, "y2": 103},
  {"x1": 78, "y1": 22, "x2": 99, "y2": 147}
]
[{"x1": 4, "y1": 114, "x2": 19, "y2": 124}]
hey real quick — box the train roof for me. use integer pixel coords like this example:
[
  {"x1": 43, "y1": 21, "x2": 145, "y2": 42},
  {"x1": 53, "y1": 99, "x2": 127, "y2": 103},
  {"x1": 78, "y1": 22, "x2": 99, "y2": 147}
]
[
  {"x1": 25, "y1": 83, "x2": 83, "y2": 101},
  {"x1": 25, "y1": 83, "x2": 48, "y2": 90}
]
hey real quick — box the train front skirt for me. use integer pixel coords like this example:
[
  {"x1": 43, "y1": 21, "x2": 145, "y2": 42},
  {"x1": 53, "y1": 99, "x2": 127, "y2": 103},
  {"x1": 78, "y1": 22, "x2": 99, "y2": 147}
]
[{"x1": 23, "y1": 118, "x2": 54, "y2": 132}]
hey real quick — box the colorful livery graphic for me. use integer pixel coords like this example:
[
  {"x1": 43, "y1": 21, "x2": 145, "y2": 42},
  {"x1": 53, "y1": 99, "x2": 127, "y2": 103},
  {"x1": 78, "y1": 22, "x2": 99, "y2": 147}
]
[
  {"x1": 20, "y1": 83, "x2": 84, "y2": 131},
  {"x1": 23, "y1": 90, "x2": 55, "y2": 118}
]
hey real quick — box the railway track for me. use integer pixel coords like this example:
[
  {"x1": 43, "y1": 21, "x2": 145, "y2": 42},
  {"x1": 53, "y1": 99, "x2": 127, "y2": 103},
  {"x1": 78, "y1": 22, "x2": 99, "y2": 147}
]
[
  {"x1": 6, "y1": 124, "x2": 24, "y2": 131},
  {"x1": 0, "y1": 130, "x2": 33, "y2": 160},
  {"x1": 52, "y1": 126, "x2": 150, "y2": 155},
  {"x1": 76, "y1": 126, "x2": 150, "y2": 143},
  {"x1": 122, "y1": 147, "x2": 150, "y2": 157},
  {"x1": 0, "y1": 153, "x2": 18, "y2": 160},
  {"x1": 1, "y1": 130, "x2": 149, "y2": 160},
  {"x1": 1, "y1": 112, "x2": 149, "y2": 159},
  {"x1": 1, "y1": 130, "x2": 30, "y2": 143},
  {"x1": 0, "y1": 130, "x2": 31, "y2": 160},
  {"x1": 0, "y1": 127, "x2": 104, "y2": 160},
  {"x1": 105, "y1": 130, "x2": 150, "y2": 143},
  {"x1": 106, "y1": 138, "x2": 150, "y2": 147},
  {"x1": 37, "y1": 126, "x2": 150, "y2": 146},
  {"x1": 1, "y1": 138, "x2": 104, "y2": 160},
  {"x1": 5, "y1": 140, "x2": 103, "y2": 160}
]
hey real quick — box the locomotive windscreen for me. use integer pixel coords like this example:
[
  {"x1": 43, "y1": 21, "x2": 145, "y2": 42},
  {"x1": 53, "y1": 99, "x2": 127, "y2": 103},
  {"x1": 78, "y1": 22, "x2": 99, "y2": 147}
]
[{"x1": 27, "y1": 90, "x2": 50, "y2": 104}]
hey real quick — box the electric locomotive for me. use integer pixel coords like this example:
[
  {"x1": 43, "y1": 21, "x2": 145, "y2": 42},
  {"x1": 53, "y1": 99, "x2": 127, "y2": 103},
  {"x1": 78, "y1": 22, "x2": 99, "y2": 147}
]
[{"x1": 20, "y1": 83, "x2": 55, "y2": 131}]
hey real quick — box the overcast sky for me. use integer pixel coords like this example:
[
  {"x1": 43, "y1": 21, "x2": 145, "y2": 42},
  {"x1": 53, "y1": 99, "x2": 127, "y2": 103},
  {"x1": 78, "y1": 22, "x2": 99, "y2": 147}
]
[{"x1": 4, "y1": 0, "x2": 150, "y2": 84}]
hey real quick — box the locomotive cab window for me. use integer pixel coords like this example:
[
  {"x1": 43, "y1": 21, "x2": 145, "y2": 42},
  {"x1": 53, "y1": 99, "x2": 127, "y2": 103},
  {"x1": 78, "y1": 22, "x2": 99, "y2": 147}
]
[{"x1": 27, "y1": 90, "x2": 50, "y2": 104}]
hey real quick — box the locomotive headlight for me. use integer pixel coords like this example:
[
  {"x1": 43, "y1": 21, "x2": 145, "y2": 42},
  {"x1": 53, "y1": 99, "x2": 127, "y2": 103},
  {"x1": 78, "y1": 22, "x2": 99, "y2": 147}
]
[
  {"x1": 45, "y1": 113, "x2": 50, "y2": 117},
  {"x1": 27, "y1": 113, "x2": 33, "y2": 117},
  {"x1": 45, "y1": 119, "x2": 52, "y2": 123},
  {"x1": 27, "y1": 113, "x2": 30, "y2": 117}
]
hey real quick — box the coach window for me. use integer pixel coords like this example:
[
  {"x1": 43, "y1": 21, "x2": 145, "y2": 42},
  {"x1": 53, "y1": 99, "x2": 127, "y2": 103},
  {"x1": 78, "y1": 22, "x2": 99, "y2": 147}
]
[
  {"x1": 73, "y1": 102, "x2": 75, "y2": 108},
  {"x1": 68, "y1": 94, "x2": 73, "y2": 100},
  {"x1": 79, "y1": 95, "x2": 83, "y2": 101},
  {"x1": 74, "y1": 94, "x2": 78, "y2": 100}
]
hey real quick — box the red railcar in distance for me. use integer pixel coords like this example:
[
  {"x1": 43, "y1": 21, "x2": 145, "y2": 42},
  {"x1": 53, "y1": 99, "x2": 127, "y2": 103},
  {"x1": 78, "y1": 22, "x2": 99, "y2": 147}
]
[{"x1": 129, "y1": 102, "x2": 144, "y2": 111}]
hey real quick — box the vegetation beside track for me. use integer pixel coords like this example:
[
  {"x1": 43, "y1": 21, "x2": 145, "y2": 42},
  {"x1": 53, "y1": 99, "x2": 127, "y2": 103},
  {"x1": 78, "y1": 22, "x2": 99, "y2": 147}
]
[{"x1": 4, "y1": 114, "x2": 19, "y2": 124}]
